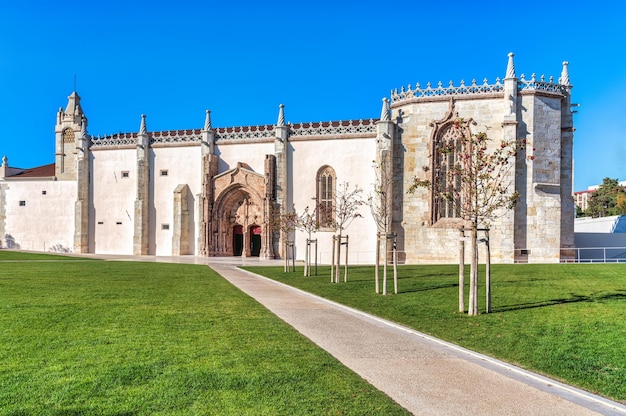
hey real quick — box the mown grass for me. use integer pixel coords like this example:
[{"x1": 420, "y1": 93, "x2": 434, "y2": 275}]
[
  {"x1": 0, "y1": 251, "x2": 410, "y2": 415},
  {"x1": 245, "y1": 263, "x2": 626, "y2": 403}
]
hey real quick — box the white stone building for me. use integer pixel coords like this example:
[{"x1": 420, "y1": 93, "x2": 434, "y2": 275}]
[{"x1": 0, "y1": 53, "x2": 575, "y2": 263}]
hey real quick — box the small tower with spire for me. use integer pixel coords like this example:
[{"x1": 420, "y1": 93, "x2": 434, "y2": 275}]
[{"x1": 55, "y1": 91, "x2": 88, "y2": 179}]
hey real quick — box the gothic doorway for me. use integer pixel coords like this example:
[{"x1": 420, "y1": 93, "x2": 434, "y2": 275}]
[
  {"x1": 250, "y1": 225, "x2": 262, "y2": 257},
  {"x1": 206, "y1": 163, "x2": 275, "y2": 259},
  {"x1": 233, "y1": 225, "x2": 244, "y2": 256}
]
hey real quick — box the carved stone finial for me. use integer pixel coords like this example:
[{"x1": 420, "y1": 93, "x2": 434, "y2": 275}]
[
  {"x1": 140, "y1": 114, "x2": 147, "y2": 135},
  {"x1": 277, "y1": 104, "x2": 285, "y2": 127},
  {"x1": 560, "y1": 61, "x2": 570, "y2": 86},
  {"x1": 380, "y1": 98, "x2": 391, "y2": 121},
  {"x1": 505, "y1": 52, "x2": 516, "y2": 79},
  {"x1": 204, "y1": 110, "x2": 212, "y2": 131},
  {"x1": 80, "y1": 116, "x2": 88, "y2": 138}
]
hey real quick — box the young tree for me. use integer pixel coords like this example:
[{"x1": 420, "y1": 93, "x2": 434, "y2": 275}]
[
  {"x1": 409, "y1": 118, "x2": 522, "y2": 315},
  {"x1": 273, "y1": 205, "x2": 298, "y2": 272},
  {"x1": 296, "y1": 205, "x2": 319, "y2": 276},
  {"x1": 332, "y1": 182, "x2": 365, "y2": 283},
  {"x1": 586, "y1": 177, "x2": 626, "y2": 217},
  {"x1": 368, "y1": 160, "x2": 397, "y2": 294}
]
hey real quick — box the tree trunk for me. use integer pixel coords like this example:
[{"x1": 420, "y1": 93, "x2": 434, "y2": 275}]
[
  {"x1": 283, "y1": 237, "x2": 288, "y2": 273},
  {"x1": 459, "y1": 228, "x2": 465, "y2": 313},
  {"x1": 393, "y1": 242, "x2": 398, "y2": 294},
  {"x1": 343, "y1": 235, "x2": 348, "y2": 282},
  {"x1": 383, "y1": 236, "x2": 388, "y2": 295},
  {"x1": 304, "y1": 239, "x2": 309, "y2": 277},
  {"x1": 469, "y1": 224, "x2": 479, "y2": 315},
  {"x1": 330, "y1": 236, "x2": 336, "y2": 282},
  {"x1": 375, "y1": 234, "x2": 380, "y2": 293},
  {"x1": 485, "y1": 230, "x2": 491, "y2": 313},
  {"x1": 335, "y1": 233, "x2": 342, "y2": 283}
]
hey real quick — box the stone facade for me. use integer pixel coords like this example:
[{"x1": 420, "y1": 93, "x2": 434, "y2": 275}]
[{"x1": 0, "y1": 54, "x2": 575, "y2": 263}]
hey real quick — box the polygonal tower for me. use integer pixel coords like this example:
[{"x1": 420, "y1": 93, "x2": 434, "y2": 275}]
[{"x1": 55, "y1": 91, "x2": 87, "y2": 180}]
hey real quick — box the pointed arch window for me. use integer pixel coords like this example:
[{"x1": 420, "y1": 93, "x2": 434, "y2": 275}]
[
  {"x1": 432, "y1": 125, "x2": 463, "y2": 223},
  {"x1": 63, "y1": 128, "x2": 75, "y2": 144},
  {"x1": 317, "y1": 166, "x2": 336, "y2": 229}
]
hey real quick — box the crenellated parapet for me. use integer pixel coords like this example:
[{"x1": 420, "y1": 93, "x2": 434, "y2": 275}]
[
  {"x1": 392, "y1": 70, "x2": 569, "y2": 105},
  {"x1": 90, "y1": 130, "x2": 204, "y2": 148},
  {"x1": 517, "y1": 73, "x2": 569, "y2": 95},
  {"x1": 215, "y1": 125, "x2": 275, "y2": 142},
  {"x1": 391, "y1": 79, "x2": 504, "y2": 103},
  {"x1": 288, "y1": 119, "x2": 377, "y2": 138}
]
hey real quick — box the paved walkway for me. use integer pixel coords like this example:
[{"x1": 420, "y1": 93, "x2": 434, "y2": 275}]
[{"x1": 75, "y1": 254, "x2": 626, "y2": 415}]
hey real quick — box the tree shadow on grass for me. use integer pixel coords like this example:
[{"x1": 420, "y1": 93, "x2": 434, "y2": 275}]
[
  {"x1": 493, "y1": 291, "x2": 626, "y2": 313},
  {"x1": 399, "y1": 282, "x2": 458, "y2": 294}
]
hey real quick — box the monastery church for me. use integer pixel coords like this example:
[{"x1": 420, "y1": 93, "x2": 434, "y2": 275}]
[{"x1": 0, "y1": 53, "x2": 575, "y2": 263}]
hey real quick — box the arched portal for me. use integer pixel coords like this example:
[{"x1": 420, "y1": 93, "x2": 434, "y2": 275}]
[{"x1": 212, "y1": 185, "x2": 264, "y2": 257}]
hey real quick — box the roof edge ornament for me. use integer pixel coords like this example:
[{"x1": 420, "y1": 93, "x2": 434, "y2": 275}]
[
  {"x1": 277, "y1": 104, "x2": 285, "y2": 127},
  {"x1": 380, "y1": 98, "x2": 391, "y2": 121},
  {"x1": 505, "y1": 52, "x2": 516, "y2": 79},
  {"x1": 139, "y1": 114, "x2": 147, "y2": 135},
  {"x1": 560, "y1": 61, "x2": 570, "y2": 86}
]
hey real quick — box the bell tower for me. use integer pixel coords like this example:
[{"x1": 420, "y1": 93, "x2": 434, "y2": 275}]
[{"x1": 55, "y1": 91, "x2": 87, "y2": 180}]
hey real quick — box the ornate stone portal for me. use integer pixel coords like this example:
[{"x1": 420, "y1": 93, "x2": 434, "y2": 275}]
[{"x1": 208, "y1": 163, "x2": 275, "y2": 258}]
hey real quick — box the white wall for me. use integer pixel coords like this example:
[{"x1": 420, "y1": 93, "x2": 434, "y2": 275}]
[
  {"x1": 3, "y1": 180, "x2": 76, "y2": 252},
  {"x1": 150, "y1": 146, "x2": 202, "y2": 255},
  {"x1": 90, "y1": 149, "x2": 137, "y2": 254},
  {"x1": 290, "y1": 137, "x2": 378, "y2": 263}
]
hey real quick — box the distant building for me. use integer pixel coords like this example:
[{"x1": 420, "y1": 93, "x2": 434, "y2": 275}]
[
  {"x1": 574, "y1": 181, "x2": 626, "y2": 213},
  {"x1": 0, "y1": 53, "x2": 575, "y2": 263}
]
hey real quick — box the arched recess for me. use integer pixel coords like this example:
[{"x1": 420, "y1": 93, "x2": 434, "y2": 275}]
[{"x1": 212, "y1": 184, "x2": 264, "y2": 257}]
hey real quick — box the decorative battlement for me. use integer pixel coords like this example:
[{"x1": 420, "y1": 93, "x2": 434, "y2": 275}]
[
  {"x1": 150, "y1": 129, "x2": 202, "y2": 144},
  {"x1": 90, "y1": 132, "x2": 138, "y2": 147},
  {"x1": 518, "y1": 73, "x2": 568, "y2": 94},
  {"x1": 215, "y1": 125, "x2": 275, "y2": 142},
  {"x1": 90, "y1": 130, "x2": 203, "y2": 147},
  {"x1": 288, "y1": 119, "x2": 377, "y2": 137},
  {"x1": 90, "y1": 118, "x2": 379, "y2": 148},
  {"x1": 391, "y1": 78, "x2": 504, "y2": 103},
  {"x1": 392, "y1": 73, "x2": 567, "y2": 104}
]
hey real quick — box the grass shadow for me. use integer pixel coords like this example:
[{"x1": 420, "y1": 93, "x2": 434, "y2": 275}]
[{"x1": 493, "y1": 291, "x2": 626, "y2": 313}]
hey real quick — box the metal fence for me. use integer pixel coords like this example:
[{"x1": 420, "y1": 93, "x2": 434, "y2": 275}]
[{"x1": 563, "y1": 247, "x2": 626, "y2": 263}]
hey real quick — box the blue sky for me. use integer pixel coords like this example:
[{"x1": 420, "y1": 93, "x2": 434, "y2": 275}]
[{"x1": 1, "y1": 0, "x2": 624, "y2": 191}]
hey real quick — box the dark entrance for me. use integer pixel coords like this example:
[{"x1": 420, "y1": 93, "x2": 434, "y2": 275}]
[
  {"x1": 233, "y1": 225, "x2": 244, "y2": 256},
  {"x1": 250, "y1": 226, "x2": 262, "y2": 257}
]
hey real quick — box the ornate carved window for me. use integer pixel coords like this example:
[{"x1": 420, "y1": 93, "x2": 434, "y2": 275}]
[
  {"x1": 316, "y1": 166, "x2": 336, "y2": 229},
  {"x1": 432, "y1": 125, "x2": 463, "y2": 223},
  {"x1": 62, "y1": 128, "x2": 75, "y2": 143}
]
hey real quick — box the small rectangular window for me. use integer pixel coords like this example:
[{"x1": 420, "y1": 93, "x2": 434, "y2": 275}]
[
  {"x1": 161, "y1": 224, "x2": 170, "y2": 230},
  {"x1": 116, "y1": 222, "x2": 122, "y2": 225},
  {"x1": 160, "y1": 169, "x2": 168, "y2": 176},
  {"x1": 121, "y1": 171, "x2": 129, "y2": 178},
  {"x1": 42, "y1": 190, "x2": 47, "y2": 195},
  {"x1": 97, "y1": 221, "x2": 104, "y2": 225},
  {"x1": 19, "y1": 200, "x2": 26, "y2": 206}
]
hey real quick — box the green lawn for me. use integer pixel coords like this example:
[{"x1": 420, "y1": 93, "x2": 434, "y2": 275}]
[
  {"x1": 0, "y1": 251, "x2": 410, "y2": 415},
  {"x1": 245, "y1": 263, "x2": 626, "y2": 403}
]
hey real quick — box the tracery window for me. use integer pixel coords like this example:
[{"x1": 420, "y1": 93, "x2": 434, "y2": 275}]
[
  {"x1": 316, "y1": 166, "x2": 336, "y2": 229},
  {"x1": 432, "y1": 125, "x2": 463, "y2": 223},
  {"x1": 62, "y1": 128, "x2": 75, "y2": 143}
]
